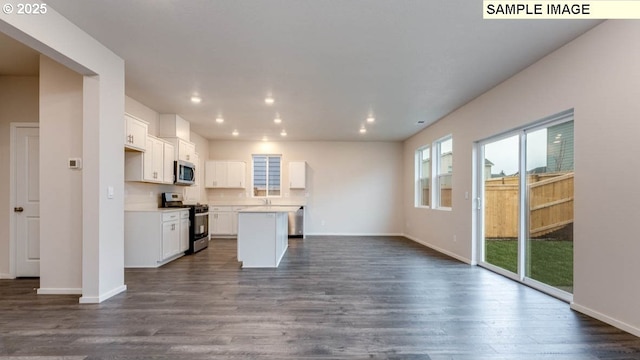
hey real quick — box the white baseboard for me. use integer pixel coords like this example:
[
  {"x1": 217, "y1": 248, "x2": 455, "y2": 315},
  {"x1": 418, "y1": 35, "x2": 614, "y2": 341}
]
[
  {"x1": 37, "y1": 287, "x2": 82, "y2": 295},
  {"x1": 571, "y1": 302, "x2": 640, "y2": 337},
  {"x1": 79, "y1": 284, "x2": 127, "y2": 304},
  {"x1": 303, "y1": 232, "x2": 404, "y2": 237},
  {"x1": 0, "y1": 273, "x2": 15, "y2": 279},
  {"x1": 403, "y1": 234, "x2": 473, "y2": 265}
]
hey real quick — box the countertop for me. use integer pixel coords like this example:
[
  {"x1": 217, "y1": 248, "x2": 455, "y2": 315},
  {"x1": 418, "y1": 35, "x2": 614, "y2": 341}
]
[
  {"x1": 238, "y1": 206, "x2": 301, "y2": 213},
  {"x1": 125, "y1": 207, "x2": 189, "y2": 213}
]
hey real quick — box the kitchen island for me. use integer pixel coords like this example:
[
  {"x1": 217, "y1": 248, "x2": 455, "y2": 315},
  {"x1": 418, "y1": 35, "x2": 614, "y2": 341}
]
[{"x1": 237, "y1": 206, "x2": 300, "y2": 268}]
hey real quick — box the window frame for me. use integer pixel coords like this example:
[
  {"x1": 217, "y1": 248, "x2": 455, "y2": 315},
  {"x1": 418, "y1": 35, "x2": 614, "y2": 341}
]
[
  {"x1": 434, "y1": 135, "x2": 453, "y2": 210},
  {"x1": 415, "y1": 145, "x2": 431, "y2": 208},
  {"x1": 251, "y1": 154, "x2": 282, "y2": 198}
]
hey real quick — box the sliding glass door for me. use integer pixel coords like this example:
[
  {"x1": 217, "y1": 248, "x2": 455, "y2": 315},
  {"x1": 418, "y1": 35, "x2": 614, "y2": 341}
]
[
  {"x1": 480, "y1": 134, "x2": 520, "y2": 276},
  {"x1": 478, "y1": 112, "x2": 574, "y2": 299},
  {"x1": 524, "y1": 122, "x2": 574, "y2": 294}
]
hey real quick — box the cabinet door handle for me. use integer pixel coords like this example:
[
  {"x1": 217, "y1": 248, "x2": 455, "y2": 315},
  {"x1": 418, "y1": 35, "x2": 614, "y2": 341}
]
[{"x1": 14, "y1": 207, "x2": 24, "y2": 213}]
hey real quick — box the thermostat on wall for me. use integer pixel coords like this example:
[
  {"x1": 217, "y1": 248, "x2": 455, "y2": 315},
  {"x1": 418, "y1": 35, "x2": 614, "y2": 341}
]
[{"x1": 68, "y1": 158, "x2": 82, "y2": 169}]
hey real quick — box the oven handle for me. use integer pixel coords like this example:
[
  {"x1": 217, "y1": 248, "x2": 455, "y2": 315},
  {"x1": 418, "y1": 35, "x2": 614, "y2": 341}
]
[{"x1": 194, "y1": 212, "x2": 208, "y2": 217}]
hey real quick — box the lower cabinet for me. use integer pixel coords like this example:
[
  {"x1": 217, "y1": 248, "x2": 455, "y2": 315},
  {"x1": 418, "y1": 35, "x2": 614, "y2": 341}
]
[
  {"x1": 180, "y1": 211, "x2": 190, "y2": 252},
  {"x1": 209, "y1": 206, "x2": 243, "y2": 237},
  {"x1": 125, "y1": 209, "x2": 189, "y2": 267}
]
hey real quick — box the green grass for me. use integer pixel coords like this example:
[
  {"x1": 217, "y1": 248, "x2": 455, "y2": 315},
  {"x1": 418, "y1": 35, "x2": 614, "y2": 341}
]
[{"x1": 485, "y1": 239, "x2": 573, "y2": 293}]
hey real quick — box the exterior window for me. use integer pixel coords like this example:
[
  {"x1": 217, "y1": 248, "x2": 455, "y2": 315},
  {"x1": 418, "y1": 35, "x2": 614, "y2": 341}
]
[
  {"x1": 415, "y1": 146, "x2": 430, "y2": 207},
  {"x1": 252, "y1": 155, "x2": 281, "y2": 197},
  {"x1": 435, "y1": 136, "x2": 453, "y2": 209}
]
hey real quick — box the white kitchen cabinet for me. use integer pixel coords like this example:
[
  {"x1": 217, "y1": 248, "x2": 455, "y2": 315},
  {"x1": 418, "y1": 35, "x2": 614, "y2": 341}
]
[
  {"x1": 289, "y1": 161, "x2": 306, "y2": 189},
  {"x1": 209, "y1": 206, "x2": 235, "y2": 236},
  {"x1": 204, "y1": 161, "x2": 246, "y2": 188},
  {"x1": 146, "y1": 136, "x2": 163, "y2": 182},
  {"x1": 163, "y1": 141, "x2": 176, "y2": 183},
  {"x1": 163, "y1": 137, "x2": 196, "y2": 163},
  {"x1": 206, "y1": 161, "x2": 226, "y2": 188},
  {"x1": 180, "y1": 140, "x2": 196, "y2": 163},
  {"x1": 227, "y1": 161, "x2": 246, "y2": 188},
  {"x1": 209, "y1": 206, "x2": 245, "y2": 237},
  {"x1": 162, "y1": 218, "x2": 180, "y2": 260},
  {"x1": 125, "y1": 209, "x2": 188, "y2": 268},
  {"x1": 125, "y1": 135, "x2": 174, "y2": 184},
  {"x1": 180, "y1": 211, "x2": 190, "y2": 252},
  {"x1": 237, "y1": 208, "x2": 290, "y2": 268},
  {"x1": 124, "y1": 114, "x2": 148, "y2": 151}
]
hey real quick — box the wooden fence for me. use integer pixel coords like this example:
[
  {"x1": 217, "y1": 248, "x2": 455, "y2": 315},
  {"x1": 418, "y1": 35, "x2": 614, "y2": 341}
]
[{"x1": 484, "y1": 172, "x2": 574, "y2": 238}]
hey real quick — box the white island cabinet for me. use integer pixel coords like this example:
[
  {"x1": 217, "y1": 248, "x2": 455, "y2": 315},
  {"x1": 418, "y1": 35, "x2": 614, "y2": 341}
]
[{"x1": 237, "y1": 206, "x2": 299, "y2": 268}]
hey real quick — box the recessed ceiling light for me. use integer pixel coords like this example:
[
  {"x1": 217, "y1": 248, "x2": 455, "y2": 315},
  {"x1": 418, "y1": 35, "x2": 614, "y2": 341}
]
[
  {"x1": 215, "y1": 117, "x2": 224, "y2": 124},
  {"x1": 359, "y1": 127, "x2": 367, "y2": 134},
  {"x1": 232, "y1": 130, "x2": 239, "y2": 136},
  {"x1": 190, "y1": 95, "x2": 202, "y2": 104},
  {"x1": 280, "y1": 130, "x2": 287, "y2": 136},
  {"x1": 265, "y1": 96, "x2": 275, "y2": 105},
  {"x1": 366, "y1": 116, "x2": 375, "y2": 123},
  {"x1": 274, "y1": 115, "x2": 282, "y2": 124}
]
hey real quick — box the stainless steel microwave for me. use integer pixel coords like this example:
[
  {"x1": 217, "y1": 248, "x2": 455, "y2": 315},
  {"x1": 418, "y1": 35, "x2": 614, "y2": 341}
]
[{"x1": 174, "y1": 160, "x2": 195, "y2": 186}]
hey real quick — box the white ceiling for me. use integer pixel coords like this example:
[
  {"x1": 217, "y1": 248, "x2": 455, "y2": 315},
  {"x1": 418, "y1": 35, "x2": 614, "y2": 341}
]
[{"x1": 18, "y1": 1, "x2": 600, "y2": 141}]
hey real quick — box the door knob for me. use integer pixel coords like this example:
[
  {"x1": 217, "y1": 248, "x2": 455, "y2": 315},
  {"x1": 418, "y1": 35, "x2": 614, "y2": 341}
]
[{"x1": 14, "y1": 207, "x2": 24, "y2": 212}]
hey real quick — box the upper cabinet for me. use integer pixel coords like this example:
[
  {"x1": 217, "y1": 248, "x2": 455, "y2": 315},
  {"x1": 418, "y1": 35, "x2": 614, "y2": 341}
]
[
  {"x1": 124, "y1": 114, "x2": 148, "y2": 151},
  {"x1": 158, "y1": 114, "x2": 196, "y2": 162},
  {"x1": 205, "y1": 161, "x2": 246, "y2": 188},
  {"x1": 125, "y1": 135, "x2": 175, "y2": 184},
  {"x1": 289, "y1": 161, "x2": 306, "y2": 189},
  {"x1": 163, "y1": 137, "x2": 196, "y2": 163},
  {"x1": 178, "y1": 139, "x2": 196, "y2": 163}
]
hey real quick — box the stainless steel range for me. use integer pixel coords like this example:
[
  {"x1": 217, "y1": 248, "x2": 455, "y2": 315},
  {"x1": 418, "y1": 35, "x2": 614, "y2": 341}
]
[{"x1": 161, "y1": 192, "x2": 209, "y2": 254}]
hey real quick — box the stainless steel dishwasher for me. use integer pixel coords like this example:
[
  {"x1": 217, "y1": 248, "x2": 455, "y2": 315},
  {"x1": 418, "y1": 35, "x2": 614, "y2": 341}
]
[{"x1": 287, "y1": 206, "x2": 304, "y2": 237}]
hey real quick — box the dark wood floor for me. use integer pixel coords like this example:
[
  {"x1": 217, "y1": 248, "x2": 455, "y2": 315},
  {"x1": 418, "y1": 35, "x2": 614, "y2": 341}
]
[{"x1": 1, "y1": 236, "x2": 640, "y2": 359}]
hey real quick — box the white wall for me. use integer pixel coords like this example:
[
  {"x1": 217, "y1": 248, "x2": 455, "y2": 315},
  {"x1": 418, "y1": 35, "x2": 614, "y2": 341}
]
[
  {"x1": 403, "y1": 20, "x2": 640, "y2": 336},
  {"x1": 208, "y1": 141, "x2": 404, "y2": 235},
  {"x1": 38, "y1": 55, "x2": 83, "y2": 293},
  {"x1": 0, "y1": 76, "x2": 38, "y2": 278},
  {"x1": 124, "y1": 96, "x2": 210, "y2": 208},
  {"x1": 1, "y1": 7, "x2": 126, "y2": 302}
]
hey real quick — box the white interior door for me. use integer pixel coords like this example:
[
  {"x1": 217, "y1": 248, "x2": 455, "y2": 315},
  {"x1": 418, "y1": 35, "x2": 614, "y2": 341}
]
[{"x1": 14, "y1": 126, "x2": 40, "y2": 277}]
